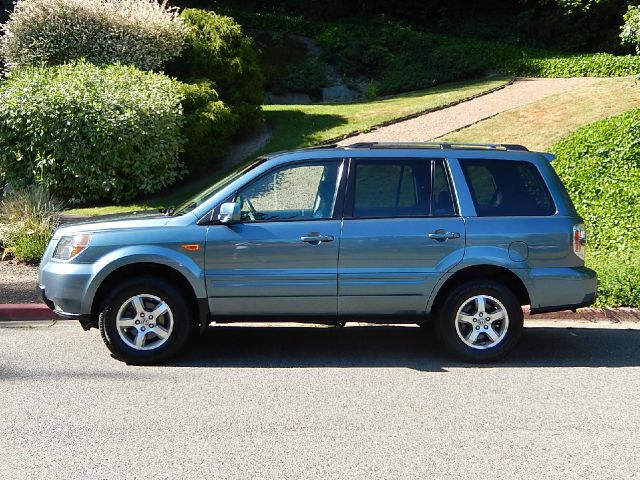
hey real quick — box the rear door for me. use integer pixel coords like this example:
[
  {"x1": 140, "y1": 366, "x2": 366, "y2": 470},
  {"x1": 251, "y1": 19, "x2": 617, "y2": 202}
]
[{"x1": 338, "y1": 158, "x2": 466, "y2": 317}]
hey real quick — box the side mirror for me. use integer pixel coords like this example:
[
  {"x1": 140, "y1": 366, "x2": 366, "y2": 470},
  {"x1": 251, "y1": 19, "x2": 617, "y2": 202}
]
[{"x1": 218, "y1": 202, "x2": 241, "y2": 224}]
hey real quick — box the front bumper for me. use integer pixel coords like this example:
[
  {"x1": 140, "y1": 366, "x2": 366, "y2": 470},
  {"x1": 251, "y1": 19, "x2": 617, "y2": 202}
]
[
  {"x1": 38, "y1": 285, "x2": 94, "y2": 329},
  {"x1": 527, "y1": 266, "x2": 597, "y2": 315}
]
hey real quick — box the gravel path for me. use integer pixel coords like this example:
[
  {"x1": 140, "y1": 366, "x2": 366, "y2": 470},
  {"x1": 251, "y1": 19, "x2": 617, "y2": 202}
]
[
  {"x1": 0, "y1": 261, "x2": 39, "y2": 303},
  {"x1": 339, "y1": 77, "x2": 600, "y2": 145}
]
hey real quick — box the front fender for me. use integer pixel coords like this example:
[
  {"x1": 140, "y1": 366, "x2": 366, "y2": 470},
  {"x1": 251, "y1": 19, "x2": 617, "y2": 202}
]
[{"x1": 80, "y1": 245, "x2": 206, "y2": 314}]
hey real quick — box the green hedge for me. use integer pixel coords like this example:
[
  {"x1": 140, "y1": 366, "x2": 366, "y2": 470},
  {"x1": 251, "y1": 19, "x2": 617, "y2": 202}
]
[
  {"x1": 0, "y1": 61, "x2": 185, "y2": 204},
  {"x1": 552, "y1": 109, "x2": 640, "y2": 307}
]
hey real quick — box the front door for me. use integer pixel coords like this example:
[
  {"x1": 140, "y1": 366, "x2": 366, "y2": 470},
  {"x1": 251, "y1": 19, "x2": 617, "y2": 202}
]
[
  {"x1": 338, "y1": 158, "x2": 466, "y2": 318},
  {"x1": 205, "y1": 160, "x2": 344, "y2": 318}
]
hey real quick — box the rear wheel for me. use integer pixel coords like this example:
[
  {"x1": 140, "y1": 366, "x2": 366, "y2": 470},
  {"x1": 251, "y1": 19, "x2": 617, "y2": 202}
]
[
  {"x1": 98, "y1": 276, "x2": 192, "y2": 364},
  {"x1": 435, "y1": 281, "x2": 523, "y2": 362}
]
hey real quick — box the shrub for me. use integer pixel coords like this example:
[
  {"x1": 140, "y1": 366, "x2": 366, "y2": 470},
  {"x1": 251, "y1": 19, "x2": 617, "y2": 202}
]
[
  {"x1": 168, "y1": 9, "x2": 264, "y2": 113},
  {"x1": 1, "y1": 0, "x2": 186, "y2": 71},
  {"x1": 552, "y1": 109, "x2": 640, "y2": 307},
  {"x1": 318, "y1": 23, "x2": 490, "y2": 94},
  {"x1": 0, "y1": 185, "x2": 62, "y2": 262},
  {"x1": 0, "y1": 61, "x2": 185, "y2": 203},
  {"x1": 552, "y1": 109, "x2": 640, "y2": 255},
  {"x1": 178, "y1": 80, "x2": 239, "y2": 173},
  {"x1": 282, "y1": 54, "x2": 327, "y2": 95},
  {"x1": 588, "y1": 255, "x2": 640, "y2": 308},
  {"x1": 10, "y1": 229, "x2": 51, "y2": 263},
  {"x1": 621, "y1": 5, "x2": 640, "y2": 54}
]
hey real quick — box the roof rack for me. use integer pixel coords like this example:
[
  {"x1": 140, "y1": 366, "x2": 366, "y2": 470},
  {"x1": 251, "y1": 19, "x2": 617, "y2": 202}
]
[{"x1": 345, "y1": 142, "x2": 529, "y2": 152}]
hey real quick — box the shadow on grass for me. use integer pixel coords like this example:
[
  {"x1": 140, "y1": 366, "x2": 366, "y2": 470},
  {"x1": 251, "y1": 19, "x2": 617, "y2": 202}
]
[
  {"x1": 260, "y1": 109, "x2": 349, "y2": 153},
  {"x1": 165, "y1": 324, "x2": 640, "y2": 372}
]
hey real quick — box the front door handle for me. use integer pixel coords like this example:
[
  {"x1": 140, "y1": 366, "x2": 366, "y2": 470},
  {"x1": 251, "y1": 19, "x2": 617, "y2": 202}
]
[
  {"x1": 428, "y1": 230, "x2": 461, "y2": 240},
  {"x1": 301, "y1": 234, "x2": 334, "y2": 244}
]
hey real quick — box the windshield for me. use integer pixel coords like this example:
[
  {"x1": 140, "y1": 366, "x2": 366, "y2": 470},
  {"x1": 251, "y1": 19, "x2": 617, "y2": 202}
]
[{"x1": 173, "y1": 158, "x2": 267, "y2": 216}]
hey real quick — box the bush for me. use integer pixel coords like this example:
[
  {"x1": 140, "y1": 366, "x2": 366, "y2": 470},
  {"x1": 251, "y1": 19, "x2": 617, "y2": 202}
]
[
  {"x1": 178, "y1": 80, "x2": 239, "y2": 173},
  {"x1": 0, "y1": 61, "x2": 185, "y2": 203},
  {"x1": 10, "y1": 229, "x2": 51, "y2": 263},
  {"x1": 0, "y1": 185, "x2": 62, "y2": 263},
  {"x1": 621, "y1": 5, "x2": 640, "y2": 54},
  {"x1": 588, "y1": 255, "x2": 640, "y2": 308},
  {"x1": 168, "y1": 9, "x2": 263, "y2": 114},
  {"x1": 1, "y1": 0, "x2": 186, "y2": 71},
  {"x1": 282, "y1": 54, "x2": 327, "y2": 95},
  {"x1": 552, "y1": 109, "x2": 640, "y2": 255},
  {"x1": 552, "y1": 109, "x2": 640, "y2": 307},
  {"x1": 318, "y1": 23, "x2": 490, "y2": 94}
]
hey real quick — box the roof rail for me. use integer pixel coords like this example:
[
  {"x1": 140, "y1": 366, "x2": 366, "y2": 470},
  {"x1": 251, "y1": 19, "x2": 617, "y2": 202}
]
[{"x1": 345, "y1": 141, "x2": 529, "y2": 152}]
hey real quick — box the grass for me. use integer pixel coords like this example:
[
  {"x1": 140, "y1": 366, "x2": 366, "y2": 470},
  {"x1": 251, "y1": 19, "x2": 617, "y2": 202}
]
[
  {"x1": 68, "y1": 76, "x2": 511, "y2": 216},
  {"x1": 441, "y1": 76, "x2": 640, "y2": 150}
]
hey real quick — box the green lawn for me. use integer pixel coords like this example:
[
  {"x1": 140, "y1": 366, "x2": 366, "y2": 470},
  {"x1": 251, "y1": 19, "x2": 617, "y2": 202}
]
[{"x1": 68, "y1": 76, "x2": 511, "y2": 216}]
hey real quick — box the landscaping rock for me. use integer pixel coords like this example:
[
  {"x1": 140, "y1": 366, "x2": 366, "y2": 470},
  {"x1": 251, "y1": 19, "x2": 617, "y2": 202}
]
[
  {"x1": 322, "y1": 85, "x2": 359, "y2": 103},
  {"x1": 264, "y1": 92, "x2": 312, "y2": 105}
]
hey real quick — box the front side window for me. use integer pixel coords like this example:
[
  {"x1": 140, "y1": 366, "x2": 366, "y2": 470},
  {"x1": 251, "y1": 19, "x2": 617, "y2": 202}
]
[
  {"x1": 460, "y1": 159, "x2": 555, "y2": 216},
  {"x1": 234, "y1": 161, "x2": 342, "y2": 221}
]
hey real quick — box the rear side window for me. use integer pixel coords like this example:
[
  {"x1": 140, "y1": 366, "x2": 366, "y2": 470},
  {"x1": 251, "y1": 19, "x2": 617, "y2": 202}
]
[
  {"x1": 347, "y1": 159, "x2": 456, "y2": 218},
  {"x1": 352, "y1": 161, "x2": 429, "y2": 217},
  {"x1": 460, "y1": 159, "x2": 555, "y2": 216}
]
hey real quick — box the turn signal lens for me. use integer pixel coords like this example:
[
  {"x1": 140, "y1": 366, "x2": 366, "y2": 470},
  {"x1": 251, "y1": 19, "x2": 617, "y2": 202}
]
[
  {"x1": 53, "y1": 234, "x2": 91, "y2": 260},
  {"x1": 572, "y1": 224, "x2": 586, "y2": 260}
]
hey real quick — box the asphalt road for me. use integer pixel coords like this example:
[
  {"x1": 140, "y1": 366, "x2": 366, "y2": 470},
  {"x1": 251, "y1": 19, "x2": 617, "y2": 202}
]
[{"x1": 1, "y1": 321, "x2": 640, "y2": 480}]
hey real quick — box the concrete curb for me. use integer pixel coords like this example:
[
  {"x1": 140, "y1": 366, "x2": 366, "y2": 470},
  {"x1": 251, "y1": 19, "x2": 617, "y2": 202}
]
[
  {"x1": 524, "y1": 307, "x2": 640, "y2": 323},
  {"x1": 0, "y1": 303, "x2": 59, "y2": 321}
]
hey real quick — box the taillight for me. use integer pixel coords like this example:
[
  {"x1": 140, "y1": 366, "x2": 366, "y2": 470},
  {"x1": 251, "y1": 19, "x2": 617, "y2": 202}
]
[{"x1": 572, "y1": 224, "x2": 586, "y2": 260}]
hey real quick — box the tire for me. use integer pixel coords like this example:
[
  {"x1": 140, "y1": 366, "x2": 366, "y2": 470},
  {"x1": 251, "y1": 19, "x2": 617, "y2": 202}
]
[
  {"x1": 434, "y1": 281, "x2": 523, "y2": 362},
  {"x1": 98, "y1": 276, "x2": 193, "y2": 365}
]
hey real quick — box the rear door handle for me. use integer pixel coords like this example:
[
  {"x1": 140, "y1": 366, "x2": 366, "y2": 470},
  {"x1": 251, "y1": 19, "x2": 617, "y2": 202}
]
[
  {"x1": 428, "y1": 231, "x2": 461, "y2": 240},
  {"x1": 301, "y1": 234, "x2": 334, "y2": 244}
]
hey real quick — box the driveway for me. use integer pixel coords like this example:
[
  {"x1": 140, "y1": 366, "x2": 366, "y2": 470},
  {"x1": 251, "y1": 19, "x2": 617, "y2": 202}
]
[{"x1": 1, "y1": 321, "x2": 639, "y2": 479}]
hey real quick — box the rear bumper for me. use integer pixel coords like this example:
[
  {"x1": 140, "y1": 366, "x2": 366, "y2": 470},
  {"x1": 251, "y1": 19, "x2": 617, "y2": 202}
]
[{"x1": 527, "y1": 266, "x2": 597, "y2": 315}]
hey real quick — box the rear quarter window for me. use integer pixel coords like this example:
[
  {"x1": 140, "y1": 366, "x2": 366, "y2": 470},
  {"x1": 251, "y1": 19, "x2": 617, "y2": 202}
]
[{"x1": 460, "y1": 159, "x2": 556, "y2": 216}]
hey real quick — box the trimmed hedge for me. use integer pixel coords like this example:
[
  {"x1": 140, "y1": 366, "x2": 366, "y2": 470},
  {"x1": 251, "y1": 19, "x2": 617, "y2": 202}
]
[
  {"x1": 552, "y1": 109, "x2": 640, "y2": 307},
  {"x1": 1, "y1": 0, "x2": 186, "y2": 71},
  {"x1": 0, "y1": 61, "x2": 185, "y2": 204}
]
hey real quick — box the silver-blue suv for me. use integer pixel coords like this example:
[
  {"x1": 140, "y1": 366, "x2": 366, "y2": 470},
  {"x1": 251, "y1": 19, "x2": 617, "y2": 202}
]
[{"x1": 38, "y1": 142, "x2": 597, "y2": 364}]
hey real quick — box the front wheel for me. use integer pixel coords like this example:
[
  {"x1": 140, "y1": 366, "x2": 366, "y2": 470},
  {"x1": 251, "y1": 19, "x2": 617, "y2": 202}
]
[
  {"x1": 435, "y1": 281, "x2": 523, "y2": 362},
  {"x1": 98, "y1": 276, "x2": 192, "y2": 364}
]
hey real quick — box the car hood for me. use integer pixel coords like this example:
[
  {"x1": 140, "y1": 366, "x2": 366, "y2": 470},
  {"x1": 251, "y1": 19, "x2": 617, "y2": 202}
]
[{"x1": 55, "y1": 210, "x2": 172, "y2": 237}]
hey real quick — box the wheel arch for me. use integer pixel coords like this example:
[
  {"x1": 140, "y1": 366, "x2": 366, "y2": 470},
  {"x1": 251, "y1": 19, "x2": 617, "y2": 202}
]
[
  {"x1": 90, "y1": 263, "x2": 207, "y2": 331},
  {"x1": 428, "y1": 265, "x2": 530, "y2": 316}
]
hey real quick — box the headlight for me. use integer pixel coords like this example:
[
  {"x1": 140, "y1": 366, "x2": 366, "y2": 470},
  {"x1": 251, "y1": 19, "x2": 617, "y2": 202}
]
[{"x1": 53, "y1": 234, "x2": 91, "y2": 260}]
